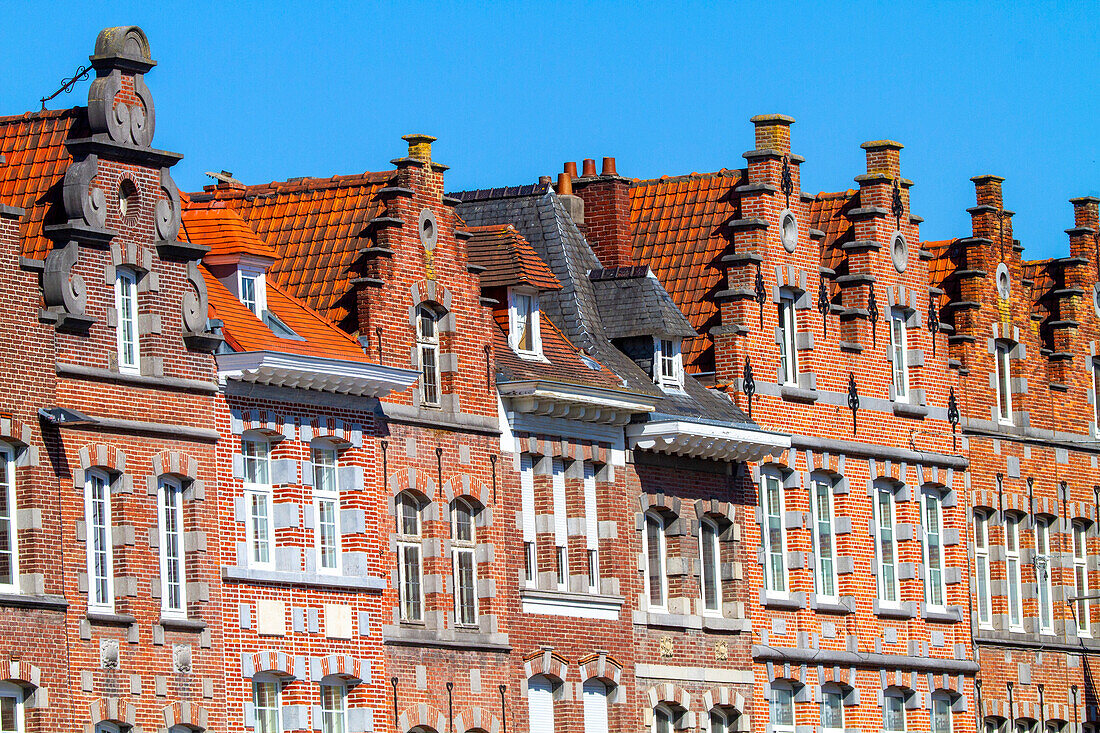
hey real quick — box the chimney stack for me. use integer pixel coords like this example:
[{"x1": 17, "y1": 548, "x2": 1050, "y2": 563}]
[
  {"x1": 1068, "y1": 196, "x2": 1100, "y2": 262},
  {"x1": 570, "y1": 155, "x2": 632, "y2": 267},
  {"x1": 861, "y1": 140, "x2": 903, "y2": 179},
  {"x1": 751, "y1": 114, "x2": 794, "y2": 153},
  {"x1": 971, "y1": 174, "x2": 1005, "y2": 210},
  {"x1": 403, "y1": 133, "x2": 436, "y2": 163},
  {"x1": 557, "y1": 170, "x2": 583, "y2": 225},
  {"x1": 581, "y1": 158, "x2": 598, "y2": 178}
]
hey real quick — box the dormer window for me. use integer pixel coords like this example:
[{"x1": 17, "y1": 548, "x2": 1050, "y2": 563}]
[
  {"x1": 654, "y1": 337, "x2": 683, "y2": 388},
  {"x1": 509, "y1": 288, "x2": 542, "y2": 357},
  {"x1": 237, "y1": 269, "x2": 266, "y2": 317}
]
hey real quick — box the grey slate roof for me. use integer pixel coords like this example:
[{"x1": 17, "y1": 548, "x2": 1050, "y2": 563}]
[
  {"x1": 454, "y1": 187, "x2": 755, "y2": 426},
  {"x1": 589, "y1": 267, "x2": 697, "y2": 340}
]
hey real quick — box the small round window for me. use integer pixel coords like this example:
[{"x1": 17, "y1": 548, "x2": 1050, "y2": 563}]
[
  {"x1": 891, "y1": 232, "x2": 908, "y2": 273},
  {"x1": 118, "y1": 179, "x2": 140, "y2": 225},
  {"x1": 780, "y1": 210, "x2": 798, "y2": 253},
  {"x1": 418, "y1": 209, "x2": 438, "y2": 251},
  {"x1": 996, "y1": 262, "x2": 1011, "y2": 300}
]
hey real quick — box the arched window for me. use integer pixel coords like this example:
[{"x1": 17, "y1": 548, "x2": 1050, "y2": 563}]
[
  {"x1": 0, "y1": 443, "x2": 18, "y2": 593},
  {"x1": 451, "y1": 497, "x2": 478, "y2": 627},
  {"x1": 1016, "y1": 719, "x2": 1039, "y2": 733},
  {"x1": 931, "y1": 693, "x2": 953, "y2": 733},
  {"x1": 0, "y1": 682, "x2": 23, "y2": 733},
  {"x1": 699, "y1": 516, "x2": 722, "y2": 615},
  {"x1": 922, "y1": 488, "x2": 946, "y2": 609},
  {"x1": 115, "y1": 268, "x2": 140, "y2": 374},
  {"x1": 643, "y1": 510, "x2": 668, "y2": 612},
  {"x1": 396, "y1": 492, "x2": 424, "y2": 623},
  {"x1": 582, "y1": 679, "x2": 609, "y2": 733},
  {"x1": 253, "y1": 673, "x2": 282, "y2": 733},
  {"x1": 85, "y1": 468, "x2": 114, "y2": 611},
  {"x1": 416, "y1": 305, "x2": 442, "y2": 407},
  {"x1": 710, "y1": 707, "x2": 739, "y2": 733},
  {"x1": 985, "y1": 717, "x2": 1007, "y2": 733},
  {"x1": 527, "y1": 675, "x2": 555, "y2": 733},
  {"x1": 95, "y1": 724, "x2": 122, "y2": 733},
  {"x1": 882, "y1": 689, "x2": 905, "y2": 733},
  {"x1": 158, "y1": 476, "x2": 186, "y2": 617},
  {"x1": 242, "y1": 435, "x2": 274, "y2": 569},
  {"x1": 319, "y1": 676, "x2": 347, "y2": 733},
  {"x1": 653, "y1": 704, "x2": 677, "y2": 733},
  {"x1": 312, "y1": 441, "x2": 341, "y2": 574}
]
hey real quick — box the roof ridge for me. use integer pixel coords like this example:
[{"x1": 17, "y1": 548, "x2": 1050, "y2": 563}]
[
  {"x1": 813, "y1": 189, "x2": 858, "y2": 200},
  {"x1": 631, "y1": 169, "x2": 741, "y2": 186},
  {"x1": 198, "y1": 170, "x2": 393, "y2": 199},
  {"x1": 0, "y1": 107, "x2": 83, "y2": 125}
]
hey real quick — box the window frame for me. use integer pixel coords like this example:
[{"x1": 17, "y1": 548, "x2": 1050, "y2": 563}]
[
  {"x1": 699, "y1": 516, "x2": 722, "y2": 616},
  {"x1": 874, "y1": 483, "x2": 900, "y2": 606},
  {"x1": 1074, "y1": 521, "x2": 1091, "y2": 637},
  {"x1": 922, "y1": 489, "x2": 946, "y2": 610},
  {"x1": 520, "y1": 454, "x2": 537, "y2": 589},
  {"x1": 931, "y1": 694, "x2": 953, "y2": 733},
  {"x1": 527, "y1": 674, "x2": 555, "y2": 733},
  {"x1": 770, "y1": 683, "x2": 795, "y2": 733},
  {"x1": 819, "y1": 684, "x2": 845, "y2": 733},
  {"x1": 653, "y1": 704, "x2": 676, "y2": 733},
  {"x1": 582, "y1": 678, "x2": 610, "y2": 733},
  {"x1": 242, "y1": 437, "x2": 275, "y2": 570},
  {"x1": 762, "y1": 472, "x2": 788, "y2": 596},
  {"x1": 451, "y1": 497, "x2": 478, "y2": 627},
  {"x1": 85, "y1": 468, "x2": 114, "y2": 612},
  {"x1": 311, "y1": 442, "x2": 341, "y2": 575},
  {"x1": 396, "y1": 492, "x2": 425, "y2": 624},
  {"x1": 810, "y1": 475, "x2": 837, "y2": 601},
  {"x1": 654, "y1": 337, "x2": 684, "y2": 389},
  {"x1": 882, "y1": 690, "x2": 906, "y2": 733},
  {"x1": 889, "y1": 307, "x2": 909, "y2": 402},
  {"x1": 508, "y1": 287, "x2": 542, "y2": 357},
  {"x1": 995, "y1": 341, "x2": 1013, "y2": 425},
  {"x1": 319, "y1": 678, "x2": 347, "y2": 733},
  {"x1": 974, "y1": 510, "x2": 993, "y2": 629},
  {"x1": 114, "y1": 267, "x2": 140, "y2": 375},
  {"x1": 252, "y1": 676, "x2": 282, "y2": 733},
  {"x1": 158, "y1": 476, "x2": 186, "y2": 618},
  {"x1": 777, "y1": 292, "x2": 799, "y2": 386},
  {"x1": 416, "y1": 304, "x2": 442, "y2": 408},
  {"x1": 0, "y1": 445, "x2": 18, "y2": 593},
  {"x1": 1004, "y1": 512, "x2": 1024, "y2": 631},
  {"x1": 1035, "y1": 515, "x2": 1054, "y2": 634},
  {"x1": 643, "y1": 510, "x2": 668, "y2": 612},
  {"x1": 551, "y1": 458, "x2": 568, "y2": 591},
  {"x1": 0, "y1": 681, "x2": 24, "y2": 733},
  {"x1": 583, "y1": 462, "x2": 600, "y2": 594}
]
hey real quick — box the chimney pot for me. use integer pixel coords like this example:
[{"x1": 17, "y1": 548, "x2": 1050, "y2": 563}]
[
  {"x1": 564, "y1": 162, "x2": 578, "y2": 179},
  {"x1": 539, "y1": 175, "x2": 551, "y2": 185},
  {"x1": 402, "y1": 133, "x2": 437, "y2": 163},
  {"x1": 556, "y1": 172, "x2": 573, "y2": 196},
  {"x1": 581, "y1": 158, "x2": 598, "y2": 178},
  {"x1": 601, "y1": 157, "x2": 618, "y2": 177}
]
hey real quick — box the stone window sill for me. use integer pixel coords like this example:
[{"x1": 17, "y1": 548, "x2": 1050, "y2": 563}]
[
  {"x1": 381, "y1": 624, "x2": 511, "y2": 652},
  {"x1": 873, "y1": 600, "x2": 915, "y2": 619},
  {"x1": 780, "y1": 385, "x2": 819, "y2": 404},
  {"x1": 892, "y1": 402, "x2": 930, "y2": 418},
  {"x1": 159, "y1": 616, "x2": 207, "y2": 631},
  {"x1": 87, "y1": 610, "x2": 137, "y2": 625},
  {"x1": 922, "y1": 606, "x2": 962, "y2": 623},
  {"x1": 762, "y1": 592, "x2": 804, "y2": 611},
  {"x1": 222, "y1": 566, "x2": 386, "y2": 591},
  {"x1": 0, "y1": 592, "x2": 68, "y2": 611}
]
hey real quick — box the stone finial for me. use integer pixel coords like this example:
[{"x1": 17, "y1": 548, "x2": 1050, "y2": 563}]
[
  {"x1": 403, "y1": 134, "x2": 436, "y2": 163},
  {"x1": 861, "y1": 140, "x2": 904, "y2": 178},
  {"x1": 91, "y1": 26, "x2": 154, "y2": 70},
  {"x1": 751, "y1": 114, "x2": 795, "y2": 153}
]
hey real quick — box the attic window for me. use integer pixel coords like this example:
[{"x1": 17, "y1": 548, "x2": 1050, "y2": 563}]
[
  {"x1": 509, "y1": 288, "x2": 542, "y2": 358},
  {"x1": 238, "y1": 269, "x2": 266, "y2": 317},
  {"x1": 654, "y1": 337, "x2": 683, "y2": 388}
]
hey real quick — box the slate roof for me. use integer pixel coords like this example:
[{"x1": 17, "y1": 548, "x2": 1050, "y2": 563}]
[
  {"x1": 191, "y1": 172, "x2": 394, "y2": 333},
  {"x1": 0, "y1": 108, "x2": 88, "y2": 260},
  {"x1": 588, "y1": 267, "x2": 696, "y2": 340},
  {"x1": 466, "y1": 225, "x2": 561, "y2": 290},
  {"x1": 181, "y1": 204, "x2": 279, "y2": 260}
]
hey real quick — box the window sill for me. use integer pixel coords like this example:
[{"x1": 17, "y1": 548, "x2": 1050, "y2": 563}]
[
  {"x1": 892, "y1": 402, "x2": 929, "y2": 419},
  {"x1": 872, "y1": 600, "x2": 915, "y2": 619},
  {"x1": 381, "y1": 624, "x2": 511, "y2": 652},
  {"x1": 812, "y1": 596, "x2": 855, "y2": 615},
  {"x1": 159, "y1": 616, "x2": 207, "y2": 631},
  {"x1": 922, "y1": 606, "x2": 962, "y2": 623},
  {"x1": 0, "y1": 592, "x2": 68, "y2": 611},
  {"x1": 780, "y1": 385, "x2": 818, "y2": 403},
  {"x1": 87, "y1": 611, "x2": 137, "y2": 625},
  {"x1": 761, "y1": 592, "x2": 805, "y2": 611},
  {"x1": 521, "y1": 588, "x2": 624, "y2": 620},
  {"x1": 221, "y1": 566, "x2": 386, "y2": 591},
  {"x1": 513, "y1": 350, "x2": 549, "y2": 363}
]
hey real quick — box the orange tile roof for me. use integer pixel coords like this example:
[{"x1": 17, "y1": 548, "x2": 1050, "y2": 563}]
[
  {"x1": 629, "y1": 170, "x2": 742, "y2": 372},
  {"x1": 181, "y1": 204, "x2": 279, "y2": 260},
  {"x1": 203, "y1": 266, "x2": 368, "y2": 362},
  {"x1": 0, "y1": 109, "x2": 87, "y2": 260},
  {"x1": 809, "y1": 190, "x2": 857, "y2": 276},
  {"x1": 921, "y1": 239, "x2": 957, "y2": 291},
  {"x1": 492, "y1": 309, "x2": 623, "y2": 390},
  {"x1": 467, "y1": 225, "x2": 560, "y2": 290},
  {"x1": 192, "y1": 172, "x2": 394, "y2": 332}
]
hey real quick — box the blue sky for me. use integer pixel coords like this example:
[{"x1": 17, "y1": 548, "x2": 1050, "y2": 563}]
[{"x1": 3, "y1": 1, "x2": 1098, "y2": 257}]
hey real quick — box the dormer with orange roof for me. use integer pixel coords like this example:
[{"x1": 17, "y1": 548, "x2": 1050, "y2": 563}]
[{"x1": 184, "y1": 203, "x2": 278, "y2": 318}]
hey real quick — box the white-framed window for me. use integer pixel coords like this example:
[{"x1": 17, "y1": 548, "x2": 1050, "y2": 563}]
[
  {"x1": 1005, "y1": 512, "x2": 1023, "y2": 630},
  {"x1": 551, "y1": 458, "x2": 568, "y2": 591},
  {"x1": 520, "y1": 454, "x2": 537, "y2": 589},
  {"x1": 700, "y1": 517, "x2": 722, "y2": 615},
  {"x1": 654, "y1": 338, "x2": 683, "y2": 388},
  {"x1": 527, "y1": 675, "x2": 555, "y2": 733},
  {"x1": 396, "y1": 492, "x2": 424, "y2": 623},
  {"x1": 770, "y1": 683, "x2": 795, "y2": 733},
  {"x1": 931, "y1": 694, "x2": 953, "y2": 733},
  {"x1": 811, "y1": 475, "x2": 837, "y2": 600},
  {"x1": 583, "y1": 463, "x2": 600, "y2": 594},
  {"x1": 319, "y1": 678, "x2": 347, "y2": 733},
  {"x1": 509, "y1": 288, "x2": 542, "y2": 357},
  {"x1": 1093, "y1": 360, "x2": 1100, "y2": 428},
  {"x1": 242, "y1": 437, "x2": 274, "y2": 569},
  {"x1": 253, "y1": 676, "x2": 282, "y2": 733},
  {"x1": 777, "y1": 292, "x2": 798, "y2": 385},
  {"x1": 312, "y1": 443, "x2": 341, "y2": 574},
  {"x1": 762, "y1": 472, "x2": 786, "y2": 594},
  {"x1": 0, "y1": 682, "x2": 24, "y2": 733},
  {"x1": 1074, "y1": 521, "x2": 1091, "y2": 637},
  {"x1": 451, "y1": 497, "x2": 478, "y2": 627},
  {"x1": 0, "y1": 445, "x2": 18, "y2": 593},
  {"x1": 653, "y1": 704, "x2": 676, "y2": 733},
  {"x1": 995, "y1": 341, "x2": 1013, "y2": 424},
  {"x1": 643, "y1": 510, "x2": 668, "y2": 611},
  {"x1": 1035, "y1": 515, "x2": 1054, "y2": 634},
  {"x1": 923, "y1": 490, "x2": 945, "y2": 609},
  {"x1": 582, "y1": 679, "x2": 610, "y2": 733},
  {"x1": 710, "y1": 708, "x2": 737, "y2": 733},
  {"x1": 974, "y1": 510, "x2": 993, "y2": 628},
  {"x1": 889, "y1": 308, "x2": 909, "y2": 401},
  {"x1": 820, "y1": 685, "x2": 844, "y2": 733},
  {"x1": 158, "y1": 477, "x2": 186, "y2": 617},
  {"x1": 85, "y1": 469, "x2": 114, "y2": 611},
  {"x1": 883, "y1": 690, "x2": 906, "y2": 733},
  {"x1": 416, "y1": 304, "x2": 442, "y2": 407},
  {"x1": 875, "y1": 484, "x2": 900, "y2": 604},
  {"x1": 115, "y1": 268, "x2": 140, "y2": 374},
  {"x1": 238, "y1": 269, "x2": 266, "y2": 316}
]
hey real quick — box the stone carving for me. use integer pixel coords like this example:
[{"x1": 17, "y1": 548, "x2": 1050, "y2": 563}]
[
  {"x1": 43, "y1": 241, "x2": 87, "y2": 316},
  {"x1": 659, "y1": 635, "x2": 674, "y2": 658},
  {"x1": 155, "y1": 167, "x2": 181, "y2": 242},
  {"x1": 100, "y1": 638, "x2": 120, "y2": 669},
  {"x1": 182, "y1": 261, "x2": 209, "y2": 334},
  {"x1": 714, "y1": 640, "x2": 729, "y2": 660},
  {"x1": 61, "y1": 155, "x2": 106, "y2": 229},
  {"x1": 172, "y1": 644, "x2": 191, "y2": 673},
  {"x1": 88, "y1": 27, "x2": 155, "y2": 148}
]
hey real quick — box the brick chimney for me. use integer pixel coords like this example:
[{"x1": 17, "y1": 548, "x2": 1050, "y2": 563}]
[
  {"x1": 570, "y1": 156, "x2": 634, "y2": 268},
  {"x1": 1068, "y1": 196, "x2": 1099, "y2": 263}
]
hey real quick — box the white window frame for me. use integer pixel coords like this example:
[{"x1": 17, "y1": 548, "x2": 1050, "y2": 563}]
[
  {"x1": 974, "y1": 510, "x2": 993, "y2": 628},
  {"x1": 654, "y1": 337, "x2": 683, "y2": 388},
  {"x1": 883, "y1": 691, "x2": 906, "y2": 733},
  {"x1": 552, "y1": 458, "x2": 568, "y2": 591},
  {"x1": 889, "y1": 308, "x2": 909, "y2": 402},
  {"x1": 451, "y1": 497, "x2": 478, "y2": 627},
  {"x1": 931, "y1": 695, "x2": 953, "y2": 733},
  {"x1": 770, "y1": 683, "x2": 795, "y2": 733},
  {"x1": 253, "y1": 676, "x2": 282, "y2": 733},
  {"x1": 820, "y1": 684, "x2": 844, "y2": 733},
  {"x1": 699, "y1": 516, "x2": 722, "y2": 616},
  {"x1": 922, "y1": 490, "x2": 946, "y2": 610},
  {"x1": 416, "y1": 305, "x2": 442, "y2": 407},
  {"x1": 643, "y1": 510, "x2": 668, "y2": 612},
  {"x1": 654, "y1": 704, "x2": 676, "y2": 733},
  {"x1": 762, "y1": 472, "x2": 787, "y2": 595},
  {"x1": 810, "y1": 475, "x2": 837, "y2": 601},
  {"x1": 396, "y1": 492, "x2": 424, "y2": 623},
  {"x1": 1005, "y1": 512, "x2": 1024, "y2": 631},
  {"x1": 85, "y1": 469, "x2": 114, "y2": 612},
  {"x1": 777, "y1": 292, "x2": 798, "y2": 385},
  {"x1": 312, "y1": 443, "x2": 341, "y2": 575},
  {"x1": 0, "y1": 445, "x2": 18, "y2": 593},
  {"x1": 583, "y1": 463, "x2": 600, "y2": 594},
  {"x1": 115, "y1": 268, "x2": 140, "y2": 375},
  {"x1": 319, "y1": 677, "x2": 347, "y2": 733},
  {"x1": 0, "y1": 681, "x2": 24, "y2": 733},
  {"x1": 995, "y1": 341, "x2": 1013, "y2": 425},
  {"x1": 158, "y1": 477, "x2": 186, "y2": 618},
  {"x1": 875, "y1": 483, "x2": 900, "y2": 606},
  {"x1": 1093, "y1": 359, "x2": 1100, "y2": 429},
  {"x1": 237, "y1": 268, "x2": 266, "y2": 316},
  {"x1": 520, "y1": 454, "x2": 537, "y2": 589},
  {"x1": 242, "y1": 437, "x2": 274, "y2": 570},
  {"x1": 710, "y1": 708, "x2": 736, "y2": 733},
  {"x1": 582, "y1": 678, "x2": 610, "y2": 733},
  {"x1": 1035, "y1": 515, "x2": 1054, "y2": 634},
  {"x1": 509, "y1": 288, "x2": 542, "y2": 357},
  {"x1": 1074, "y1": 521, "x2": 1091, "y2": 637}
]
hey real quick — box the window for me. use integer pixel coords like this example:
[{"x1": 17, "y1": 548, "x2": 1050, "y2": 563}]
[
  {"x1": 1074, "y1": 522, "x2": 1090, "y2": 637},
  {"x1": 115, "y1": 268, "x2": 139, "y2": 374},
  {"x1": 1035, "y1": 515, "x2": 1054, "y2": 634},
  {"x1": 0, "y1": 445, "x2": 17, "y2": 592},
  {"x1": 527, "y1": 675, "x2": 554, "y2": 733},
  {"x1": 923, "y1": 491, "x2": 945, "y2": 608},
  {"x1": 643, "y1": 510, "x2": 668, "y2": 611},
  {"x1": 889, "y1": 308, "x2": 909, "y2": 401},
  {"x1": 883, "y1": 691, "x2": 905, "y2": 733},
  {"x1": 974, "y1": 511, "x2": 992, "y2": 628},
  {"x1": 777, "y1": 293, "x2": 798, "y2": 385},
  {"x1": 582, "y1": 679, "x2": 609, "y2": 733},
  {"x1": 811, "y1": 476, "x2": 837, "y2": 599},
  {"x1": 710, "y1": 709, "x2": 737, "y2": 733},
  {"x1": 770, "y1": 685, "x2": 794, "y2": 733},
  {"x1": 510, "y1": 289, "x2": 541, "y2": 356},
  {"x1": 158, "y1": 478, "x2": 186, "y2": 617},
  {"x1": 583, "y1": 463, "x2": 600, "y2": 594},
  {"x1": 995, "y1": 342, "x2": 1013, "y2": 424},
  {"x1": 396, "y1": 493, "x2": 424, "y2": 623},
  {"x1": 552, "y1": 458, "x2": 568, "y2": 591},
  {"x1": 0, "y1": 683, "x2": 23, "y2": 733},
  {"x1": 520, "y1": 454, "x2": 537, "y2": 588},
  {"x1": 95, "y1": 724, "x2": 120, "y2": 733},
  {"x1": 820, "y1": 686, "x2": 844, "y2": 733},
  {"x1": 875, "y1": 485, "x2": 899, "y2": 604},
  {"x1": 452, "y1": 497, "x2": 478, "y2": 626},
  {"x1": 1005, "y1": 513, "x2": 1023, "y2": 630},
  {"x1": 320, "y1": 680, "x2": 347, "y2": 733},
  {"x1": 239, "y1": 272, "x2": 260, "y2": 315},
  {"x1": 243, "y1": 438, "x2": 274, "y2": 569},
  {"x1": 931, "y1": 695, "x2": 953, "y2": 733},
  {"x1": 1093, "y1": 361, "x2": 1100, "y2": 427},
  {"x1": 655, "y1": 338, "x2": 683, "y2": 388},
  {"x1": 762, "y1": 473, "x2": 786, "y2": 594},
  {"x1": 253, "y1": 678, "x2": 281, "y2": 733},
  {"x1": 700, "y1": 518, "x2": 722, "y2": 614},
  {"x1": 416, "y1": 305, "x2": 442, "y2": 407},
  {"x1": 654, "y1": 705, "x2": 675, "y2": 733},
  {"x1": 85, "y1": 469, "x2": 113, "y2": 611},
  {"x1": 312, "y1": 444, "x2": 340, "y2": 573}
]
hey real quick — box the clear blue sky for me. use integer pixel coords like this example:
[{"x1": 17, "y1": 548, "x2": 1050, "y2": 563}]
[{"x1": 3, "y1": 1, "x2": 1097, "y2": 257}]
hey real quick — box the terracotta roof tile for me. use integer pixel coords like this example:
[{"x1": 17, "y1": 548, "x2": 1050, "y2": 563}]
[
  {"x1": 466, "y1": 225, "x2": 561, "y2": 290},
  {"x1": 493, "y1": 311, "x2": 623, "y2": 390},
  {"x1": 181, "y1": 204, "x2": 279, "y2": 260}
]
